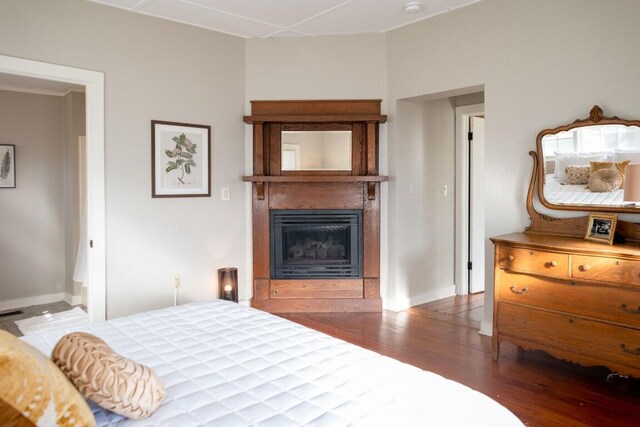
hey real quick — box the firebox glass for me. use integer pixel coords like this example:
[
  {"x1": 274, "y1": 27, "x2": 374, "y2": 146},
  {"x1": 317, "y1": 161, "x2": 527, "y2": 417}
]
[{"x1": 270, "y1": 210, "x2": 362, "y2": 279}]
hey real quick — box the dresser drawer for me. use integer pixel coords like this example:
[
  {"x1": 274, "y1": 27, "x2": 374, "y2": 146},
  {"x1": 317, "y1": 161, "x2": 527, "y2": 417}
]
[
  {"x1": 498, "y1": 271, "x2": 640, "y2": 327},
  {"x1": 572, "y1": 255, "x2": 640, "y2": 285},
  {"x1": 498, "y1": 303, "x2": 640, "y2": 370},
  {"x1": 498, "y1": 246, "x2": 569, "y2": 279}
]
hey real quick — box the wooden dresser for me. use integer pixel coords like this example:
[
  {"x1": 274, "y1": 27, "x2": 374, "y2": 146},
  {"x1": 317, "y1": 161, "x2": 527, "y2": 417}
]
[{"x1": 491, "y1": 232, "x2": 640, "y2": 378}]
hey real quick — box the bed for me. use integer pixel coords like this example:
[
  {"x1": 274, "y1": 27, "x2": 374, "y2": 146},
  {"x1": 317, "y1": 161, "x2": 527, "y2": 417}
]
[
  {"x1": 544, "y1": 174, "x2": 624, "y2": 206},
  {"x1": 22, "y1": 300, "x2": 523, "y2": 426}
]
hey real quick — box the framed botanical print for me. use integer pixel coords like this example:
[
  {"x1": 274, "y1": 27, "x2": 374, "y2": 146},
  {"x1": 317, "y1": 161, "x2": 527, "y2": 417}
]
[
  {"x1": 0, "y1": 144, "x2": 16, "y2": 189},
  {"x1": 151, "y1": 121, "x2": 211, "y2": 197}
]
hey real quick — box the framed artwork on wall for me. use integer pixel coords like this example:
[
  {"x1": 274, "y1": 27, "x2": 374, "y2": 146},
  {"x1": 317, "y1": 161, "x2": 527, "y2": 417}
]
[
  {"x1": 151, "y1": 120, "x2": 211, "y2": 198},
  {"x1": 0, "y1": 144, "x2": 16, "y2": 189}
]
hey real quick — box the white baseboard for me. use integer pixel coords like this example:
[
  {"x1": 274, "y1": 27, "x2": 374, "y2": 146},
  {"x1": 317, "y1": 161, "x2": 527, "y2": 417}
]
[
  {"x1": 383, "y1": 285, "x2": 456, "y2": 312},
  {"x1": 0, "y1": 292, "x2": 66, "y2": 312},
  {"x1": 63, "y1": 292, "x2": 84, "y2": 306},
  {"x1": 479, "y1": 320, "x2": 493, "y2": 337}
]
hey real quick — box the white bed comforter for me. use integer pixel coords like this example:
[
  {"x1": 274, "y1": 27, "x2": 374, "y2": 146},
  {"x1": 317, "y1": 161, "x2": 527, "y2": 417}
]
[{"x1": 22, "y1": 301, "x2": 523, "y2": 426}]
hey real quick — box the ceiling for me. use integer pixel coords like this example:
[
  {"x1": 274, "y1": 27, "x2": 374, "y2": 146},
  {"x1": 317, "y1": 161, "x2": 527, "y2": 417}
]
[
  {"x1": 0, "y1": 73, "x2": 84, "y2": 97},
  {"x1": 86, "y1": 0, "x2": 480, "y2": 38}
]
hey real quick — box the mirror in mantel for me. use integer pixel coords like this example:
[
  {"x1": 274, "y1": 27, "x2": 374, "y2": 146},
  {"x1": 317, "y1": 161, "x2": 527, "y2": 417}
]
[
  {"x1": 281, "y1": 130, "x2": 352, "y2": 172},
  {"x1": 537, "y1": 106, "x2": 640, "y2": 213}
]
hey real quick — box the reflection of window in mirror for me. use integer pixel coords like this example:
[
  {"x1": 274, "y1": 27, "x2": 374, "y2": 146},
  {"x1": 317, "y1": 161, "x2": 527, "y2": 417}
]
[
  {"x1": 281, "y1": 131, "x2": 352, "y2": 171},
  {"x1": 282, "y1": 144, "x2": 300, "y2": 170},
  {"x1": 542, "y1": 125, "x2": 640, "y2": 174}
]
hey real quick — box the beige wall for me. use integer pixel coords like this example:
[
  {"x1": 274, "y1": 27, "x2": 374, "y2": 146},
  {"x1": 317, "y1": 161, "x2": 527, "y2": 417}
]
[
  {"x1": 0, "y1": 0, "x2": 246, "y2": 318},
  {"x1": 390, "y1": 98, "x2": 456, "y2": 306},
  {"x1": 0, "y1": 90, "x2": 65, "y2": 301},
  {"x1": 245, "y1": 35, "x2": 387, "y2": 102},
  {"x1": 386, "y1": 0, "x2": 640, "y2": 327}
]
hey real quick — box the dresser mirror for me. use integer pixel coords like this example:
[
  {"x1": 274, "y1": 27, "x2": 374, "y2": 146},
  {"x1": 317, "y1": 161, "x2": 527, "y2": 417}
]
[
  {"x1": 537, "y1": 106, "x2": 640, "y2": 213},
  {"x1": 281, "y1": 130, "x2": 352, "y2": 172}
]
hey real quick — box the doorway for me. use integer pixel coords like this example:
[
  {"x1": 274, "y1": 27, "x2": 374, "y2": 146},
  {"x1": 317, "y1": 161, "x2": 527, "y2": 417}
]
[
  {"x1": 0, "y1": 55, "x2": 106, "y2": 322},
  {"x1": 455, "y1": 103, "x2": 485, "y2": 296}
]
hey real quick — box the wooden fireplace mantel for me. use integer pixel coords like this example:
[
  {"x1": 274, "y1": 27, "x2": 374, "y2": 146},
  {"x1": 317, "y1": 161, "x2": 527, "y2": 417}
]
[
  {"x1": 243, "y1": 175, "x2": 389, "y2": 201},
  {"x1": 242, "y1": 176, "x2": 389, "y2": 182},
  {"x1": 244, "y1": 99, "x2": 386, "y2": 313}
]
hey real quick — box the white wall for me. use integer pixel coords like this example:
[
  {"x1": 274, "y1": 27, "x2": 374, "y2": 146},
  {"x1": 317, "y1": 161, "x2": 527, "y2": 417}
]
[
  {"x1": 0, "y1": 90, "x2": 65, "y2": 301},
  {"x1": 0, "y1": 0, "x2": 246, "y2": 318},
  {"x1": 386, "y1": 0, "x2": 640, "y2": 326}
]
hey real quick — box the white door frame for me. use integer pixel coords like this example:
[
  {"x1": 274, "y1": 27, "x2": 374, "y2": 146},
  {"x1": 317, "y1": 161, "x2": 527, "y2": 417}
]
[
  {"x1": 0, "y1": 55, "x2": 106, "y2": 322},
  {"x1": 454, "y1": 103, "x2": 484, "y2": 295}
]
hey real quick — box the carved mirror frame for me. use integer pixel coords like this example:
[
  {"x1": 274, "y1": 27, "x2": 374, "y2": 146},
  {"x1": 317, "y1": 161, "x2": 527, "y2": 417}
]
[{"x1": 536, "y1": 105, "x2": 640, "y2": 214}]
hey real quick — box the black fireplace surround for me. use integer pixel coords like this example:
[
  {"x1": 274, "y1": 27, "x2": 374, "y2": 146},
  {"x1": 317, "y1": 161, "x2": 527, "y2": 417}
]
[{"x1": 270, "y1": 210, "x2": 363, "y2": 279}]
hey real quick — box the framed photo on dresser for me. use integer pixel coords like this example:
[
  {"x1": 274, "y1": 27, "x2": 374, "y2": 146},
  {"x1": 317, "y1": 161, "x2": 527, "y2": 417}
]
[{"x1": 585, "y1": 213, "x2": 617, "y2": 245}]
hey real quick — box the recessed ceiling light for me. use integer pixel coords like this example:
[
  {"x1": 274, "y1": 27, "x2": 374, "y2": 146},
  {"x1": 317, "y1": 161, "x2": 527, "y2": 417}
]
[{"x1": 404, "y1": 2, "x2": 423, "y2": 14}]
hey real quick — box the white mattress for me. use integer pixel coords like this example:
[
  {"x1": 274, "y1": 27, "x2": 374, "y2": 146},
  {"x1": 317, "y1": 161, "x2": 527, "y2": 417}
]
[
  {"x1": 22, "y1": 301, "x2": 523, "y2": 426},
  {"x1": 544, "y1": 174, "x2": 624, "y2": 206}
]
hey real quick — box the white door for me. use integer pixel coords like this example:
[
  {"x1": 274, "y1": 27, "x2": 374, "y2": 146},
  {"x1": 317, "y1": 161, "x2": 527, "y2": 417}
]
[{"x1": 469, "y1": 117, "x2": 485, "y2": 293}]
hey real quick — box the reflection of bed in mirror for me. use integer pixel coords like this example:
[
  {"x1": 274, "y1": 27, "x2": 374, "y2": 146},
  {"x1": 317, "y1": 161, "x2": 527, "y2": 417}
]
[{"x1": 544, "y1": 174, "x2": 624, "y2": 206}]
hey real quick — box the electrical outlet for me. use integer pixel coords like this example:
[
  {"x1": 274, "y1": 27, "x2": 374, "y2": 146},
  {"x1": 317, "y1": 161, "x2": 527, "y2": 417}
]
[{"x1": 173, "y1": 275, "x2": 181, "y2": 288}]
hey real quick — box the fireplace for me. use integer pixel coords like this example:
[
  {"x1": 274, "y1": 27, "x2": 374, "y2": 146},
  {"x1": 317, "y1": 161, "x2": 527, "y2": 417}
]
[
  {"x1": 244, "y1": 99, "x2": 387, "y2": 313},
  {"x1": 270, "y1": 210, "x2": 362, "y2": 279}
]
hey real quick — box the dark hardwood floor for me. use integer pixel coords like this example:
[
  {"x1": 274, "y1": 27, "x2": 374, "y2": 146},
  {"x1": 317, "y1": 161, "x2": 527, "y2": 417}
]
[
  {"x1": 279, "y1": 294, "x2": 640, "y2": 427},
  {"x1": 408, "y1": 292, "x2": 485, "y2": 329}
]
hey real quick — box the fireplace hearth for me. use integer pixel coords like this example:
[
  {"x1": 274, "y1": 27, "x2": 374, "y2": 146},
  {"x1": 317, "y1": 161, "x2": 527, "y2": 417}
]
[{"x1": 270, "y1": 210, "x2": 362, "y2": 279}]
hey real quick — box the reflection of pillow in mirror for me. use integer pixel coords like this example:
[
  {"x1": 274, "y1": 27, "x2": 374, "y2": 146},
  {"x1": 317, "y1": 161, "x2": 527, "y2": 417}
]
[
  {"x1": 554, "y1": 152, "x2": 613, "y2": 183},
  {"x1": 590, "y1": 160, "x2": 630, "y2": 188},
  {"x1": 565, "y1": 165, "x2": 590, "y2": 185},
  {"x1": 588, "y1": 168, "x2": 623, "y2": 192}
]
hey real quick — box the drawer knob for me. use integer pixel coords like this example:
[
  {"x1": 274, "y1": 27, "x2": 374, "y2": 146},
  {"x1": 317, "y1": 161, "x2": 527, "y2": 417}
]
[
  {"x1": 620, "y1": 344, "x2": 640, "y2": 356},
  {"x1": 508, "y1": 255, "x2": 514, "y2": 262},
  {"x1": 620, "y1": 304, "x2": 640, "y2": 315},
  {"x1": 581, "y1": 264, "x2": 592, "y2": 272},
  {"x1": 509, "y1": 285, "x2": 528, "y2": 295},
  {"x1": 549, "y1": 260, "x2": 558, "y2": 268},
  {"x1": 272, "y1": 289, "x2": 279, "y2": 295}
]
